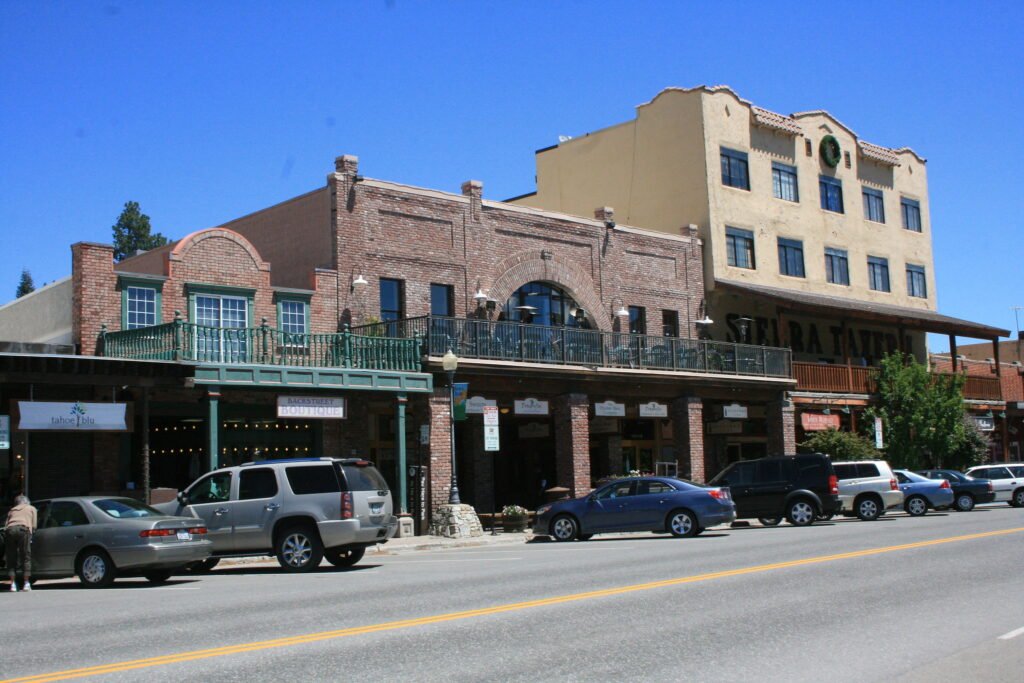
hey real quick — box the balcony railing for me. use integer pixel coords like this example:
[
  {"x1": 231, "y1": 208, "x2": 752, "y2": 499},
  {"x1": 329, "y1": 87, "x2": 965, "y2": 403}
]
[
  {"x1": 794, "y1": 361, "x2": 1003, "y2": 401},
  {"x1": 99, "y1": 318, "x2": 423, "y2": 372},
  {"x1": 350, "y1": 315, "x2": 792, "y2": 378}
]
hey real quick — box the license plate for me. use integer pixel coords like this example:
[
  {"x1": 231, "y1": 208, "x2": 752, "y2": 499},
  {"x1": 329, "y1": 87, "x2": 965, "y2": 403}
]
[
  {"x1": 176, "y1": 530, "x2": 191, "y2": 541},
  {"x1": 370, "y1": 503, "x2": 383, "y2": 515}
]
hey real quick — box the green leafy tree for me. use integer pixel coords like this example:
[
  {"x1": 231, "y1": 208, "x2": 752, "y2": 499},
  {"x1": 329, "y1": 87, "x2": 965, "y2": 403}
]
[
  {"x1": 112, "y1": 201, "x2": 168, "y2": 261},
  {"x1": 799, "y1": 428, "x2": 878, "y2": 461},
  {"x1": 863, "y1": 352, "x2": 970, "y2": 470},
  {"x1": 947, "y1": 415, "x2": 989, "y2": 469},
  {"x1": 15, "y1": 268, "x2": 35, "y2": 298}
]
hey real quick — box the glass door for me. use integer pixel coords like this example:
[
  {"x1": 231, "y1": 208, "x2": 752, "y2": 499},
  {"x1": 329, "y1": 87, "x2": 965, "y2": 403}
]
[{"x1": 195, "y1": 295, "x2": 248, "y2": 362}]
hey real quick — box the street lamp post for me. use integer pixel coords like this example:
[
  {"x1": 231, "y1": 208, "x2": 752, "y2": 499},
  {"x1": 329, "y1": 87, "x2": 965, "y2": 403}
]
[{"x1": 442, "y1": 349, "x2": 461, "y2": 505}]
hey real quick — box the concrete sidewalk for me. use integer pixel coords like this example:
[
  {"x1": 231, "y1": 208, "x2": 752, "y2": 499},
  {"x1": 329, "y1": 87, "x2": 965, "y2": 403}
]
[{"x1": 218, "y1": 530, "x2": 535, "y2": 567}]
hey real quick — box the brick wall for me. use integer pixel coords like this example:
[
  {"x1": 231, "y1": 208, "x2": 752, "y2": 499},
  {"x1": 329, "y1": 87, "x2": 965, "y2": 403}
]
[
  {"x1": 426, "y1": 387, "x2": 454, "y2": 510},
  {"x1": 554, "y1": 393, "x2": 591, "y2": 496},
  {"x1": 330, "y1": 156, "x2": 705, "y2": 335},
  {"x1": 931, "y1": 355, "x2": 1024, "y2": 402}
]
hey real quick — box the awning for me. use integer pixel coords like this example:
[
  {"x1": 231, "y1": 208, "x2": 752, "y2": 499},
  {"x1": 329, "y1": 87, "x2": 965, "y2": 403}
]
[{"x1": 715, "y1": 280, "x2": 1010, "y2": 340}]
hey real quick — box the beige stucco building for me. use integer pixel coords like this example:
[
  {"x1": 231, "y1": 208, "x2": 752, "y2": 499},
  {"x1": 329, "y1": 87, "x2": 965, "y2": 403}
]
[{"x1": 509, "y1": 85, "x2": 954, "y2": 363}]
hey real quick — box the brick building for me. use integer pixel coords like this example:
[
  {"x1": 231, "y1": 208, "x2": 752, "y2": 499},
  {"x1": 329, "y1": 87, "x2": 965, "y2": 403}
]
[{"x1": 0, "y1": 154, "x2": 794, "y2": 527}]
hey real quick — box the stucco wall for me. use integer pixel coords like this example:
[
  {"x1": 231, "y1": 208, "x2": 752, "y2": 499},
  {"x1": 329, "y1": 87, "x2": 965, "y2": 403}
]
[{"x1": 0, "y1": 276, "x2": 72, "y2": 344}]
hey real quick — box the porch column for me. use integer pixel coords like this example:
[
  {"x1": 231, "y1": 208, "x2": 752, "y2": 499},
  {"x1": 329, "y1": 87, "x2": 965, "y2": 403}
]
[
  {"x1": 672, "y1": 396, "x2": 707, "y2": 482},
  {"x1": 142, "y1": 388, "x2": 151, "y2": 504},
  {"x1": 426, "y1": 387, "x2": 453, "y2": 515},
  {"x1": 950, "y1": 335, "x2": 959, "y2": 371},
  {"x1": 206, "y1": 387, "x2": 221, "y2": 472},
  {"x1": 554, "y1": 393, "x2": 591, "y2": 497},
  {"x1": 767, "y1": 395, "x2": 796, "y2": 457},
  {"x1": 395, "y1": 394, "x2": 408, "y2": 513}
]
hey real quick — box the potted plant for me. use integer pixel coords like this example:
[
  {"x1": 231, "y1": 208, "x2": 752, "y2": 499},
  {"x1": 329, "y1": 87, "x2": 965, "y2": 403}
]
[{"x1": 502, "y1": 504, "x2": 529, "y2": 533}]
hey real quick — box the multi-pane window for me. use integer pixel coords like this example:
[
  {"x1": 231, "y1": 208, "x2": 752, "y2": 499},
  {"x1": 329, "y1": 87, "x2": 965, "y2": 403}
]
[
  {"x1": 430, "y1": 283, "x2": 454, "y2": 317},
  {"x1": 628, "y1": 306, "x2": 647, "y2": 335},
  {"x1": 720, "y1": 147, "x2": 749, "y2": 190},
  {"x1": 661, "y1": 310, "x2": 679, "y2": 337},
  {"x1": 862, "y1": 187, "x2": 885, "y2": 223},
  {"x1": 867, "y1": 256, "x2": 891, "y2": 292},
  {"x1": 379, "y1": 278, "x2": 405, "y2": 321},
  {"x1": 195, "y1": 294, "x2": 248, "y2": 362},
  {"x1": 726, "y1": 227, "x2": 755, "y2": 269},
  {"x1": 901, "y1": 197, "x2": 922, "y2": 232},
  {"x1": 279, "y1": 300, "x2": 307, "y2": 335},
  {"x1": 772, "y1": 162, "x2": 799, "y2": 202},
  {"x1": 824, "y1": 247, "x2": 850, "y2": 286},
  {"x1": 777, "y1": 238, "x2": 805, "y2": 278},
  {"x1": 906, "y1": 264, "x2": 927, "y2": 298},
  {"x1": 819, "y1": 175, "x2": 844, "y2": 213},
  {"x1": 126, "y1": 286, "x2": 157, "y2": 329}
]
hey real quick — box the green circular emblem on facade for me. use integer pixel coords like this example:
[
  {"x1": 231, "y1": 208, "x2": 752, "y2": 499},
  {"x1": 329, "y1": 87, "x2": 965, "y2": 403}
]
[{"x1": 820, "y1": 135, "x2": 841, "y2": 168}]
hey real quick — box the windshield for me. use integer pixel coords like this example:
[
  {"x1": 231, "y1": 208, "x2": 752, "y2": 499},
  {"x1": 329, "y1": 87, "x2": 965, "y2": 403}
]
[
  {"x1": 93, "y1": 498, "x2": 166, "y2": 519},
  {"x1": 897, "y1": 470, "x2": 930, "y2": 483}
]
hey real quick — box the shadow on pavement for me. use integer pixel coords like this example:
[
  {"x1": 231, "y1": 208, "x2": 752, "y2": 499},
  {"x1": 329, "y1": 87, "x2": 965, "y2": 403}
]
[{"x1": 210, "y1": 564, "x2": 382, "y2": 576}]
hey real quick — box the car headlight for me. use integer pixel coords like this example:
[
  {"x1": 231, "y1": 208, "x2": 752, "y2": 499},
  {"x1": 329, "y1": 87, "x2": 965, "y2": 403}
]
[{"x1": 536, "y1": 505, "x2": 552, "y2": 516}]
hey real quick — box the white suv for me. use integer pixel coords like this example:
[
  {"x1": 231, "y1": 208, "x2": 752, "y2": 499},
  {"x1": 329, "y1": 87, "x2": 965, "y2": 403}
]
[
  {"x1": 964, "y1": 463, "x2": 1024, "y2": 507},
  {"x1": 832, "y1": 461, "x2": 904, "y2": 521}
]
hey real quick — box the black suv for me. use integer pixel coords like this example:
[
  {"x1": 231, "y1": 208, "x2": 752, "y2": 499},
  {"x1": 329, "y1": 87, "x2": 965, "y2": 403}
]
[{"x1": 707, "y1": 454, "x2": 841, "y2": 527}]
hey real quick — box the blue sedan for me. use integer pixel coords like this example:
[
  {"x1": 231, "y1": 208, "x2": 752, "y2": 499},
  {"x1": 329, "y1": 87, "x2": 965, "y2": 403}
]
[
  {"x1": 533, "y1": 477, "x2": 736, "y2": 541},
  {"x1": 894, "y1": 469, "x2": 954, "y2": 516}
]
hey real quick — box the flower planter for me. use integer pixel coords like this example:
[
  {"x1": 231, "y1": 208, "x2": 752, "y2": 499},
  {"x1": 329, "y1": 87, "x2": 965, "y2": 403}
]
[{"x1": 502, "y1": 516, "x2": 528, "y2": 533}]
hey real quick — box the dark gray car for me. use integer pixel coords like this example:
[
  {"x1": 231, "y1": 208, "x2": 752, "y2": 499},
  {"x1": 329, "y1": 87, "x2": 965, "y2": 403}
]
[{"x1": 155, "y1": 458, "x2": 397, "y2": 571}]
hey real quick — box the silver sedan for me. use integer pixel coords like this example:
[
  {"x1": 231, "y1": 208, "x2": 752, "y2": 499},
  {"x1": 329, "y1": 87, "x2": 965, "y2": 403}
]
[{"x1": 3, "y1": 496, "x2": 211, "y2": 588}]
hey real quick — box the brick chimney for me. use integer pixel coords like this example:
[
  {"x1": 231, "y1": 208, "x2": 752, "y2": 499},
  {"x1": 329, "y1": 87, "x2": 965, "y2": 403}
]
[
  {"x1": 594, "y1": 206, "x2": 615, "y2": 227},
  {"x1": 71, "y1": 242, "x2": 117, "y2": 355},
  {"x1": 462, "y1": 180, "x2": 483, "y2": 222}
]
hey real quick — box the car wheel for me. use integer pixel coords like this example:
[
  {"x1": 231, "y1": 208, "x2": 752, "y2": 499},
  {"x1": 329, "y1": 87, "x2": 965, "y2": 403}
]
[
  {"x1": 276, "y1": 525, "x2": 324, "y2": 572},
  {"x1": 758, "y1": 517, "x2": 782, "y2": 527},
  {"x1": 855, "y1": 496, "x2": 881, "y2": 521},
  {"x1": 144, "y1": 570, "x2": 173, "y2": 584},
  {"x1": 905, "y1": 495, "x2": 928, "y2": 517},
  {"x1": 954, "y1": 493, "x2": 975, "y2": 512},
  {"x1": 1012, "y1": 489, "x2": 1024, "y2": 508},
  {"x1": 667, "y1": 509, "x2": 699, "y2": 538},
  {"x1": 325, "y1": 547, "x2": 366, "y2": 568},
  {"x1": 550, "y1": 515, "x2": 578, "y2": 542},
  {"x1": 77, "y1": 549, "x2": 117, "y2": 588},
  {"x1": 185, "y1": 558, "x2": 221, "y2": 573},
  {"x1": 787, "y1": 500, "x2": 816, "y2": 527}
]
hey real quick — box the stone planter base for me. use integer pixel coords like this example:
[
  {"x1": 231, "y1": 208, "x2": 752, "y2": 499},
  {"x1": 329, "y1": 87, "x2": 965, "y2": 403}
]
[
  {"x1": 502, "y1": 517, "x2": 529, "y2": 533},
  {"x1": 429, "y1": 504, "x2": 483, "y2": 538}
]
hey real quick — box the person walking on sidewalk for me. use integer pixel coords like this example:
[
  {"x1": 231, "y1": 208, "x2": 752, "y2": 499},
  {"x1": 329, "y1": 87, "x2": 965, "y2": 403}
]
[{"x1": 5, "y1": 494, "x2": 37, "y2": 592}]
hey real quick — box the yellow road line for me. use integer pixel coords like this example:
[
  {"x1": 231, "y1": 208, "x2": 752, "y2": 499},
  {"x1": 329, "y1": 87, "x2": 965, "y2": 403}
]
[{"x1": 5, "y1": 526, "x2": 1022, "y2": 683}]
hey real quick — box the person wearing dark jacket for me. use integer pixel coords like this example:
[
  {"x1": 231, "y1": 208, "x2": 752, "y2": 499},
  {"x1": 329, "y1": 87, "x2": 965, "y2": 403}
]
[{"x1": 5, "y1": 494, "x2": 38, "y2": 592}]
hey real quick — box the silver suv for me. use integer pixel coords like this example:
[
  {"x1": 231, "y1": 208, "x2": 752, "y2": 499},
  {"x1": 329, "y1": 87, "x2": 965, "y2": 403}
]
[
  {"x1": 832, "y1": 460, "x2": 904, "y2": 521},
  {"x1": 155, "y1": 458, "x2": 397, "y2": 572},
  {"x1": 964, "y1": 463, "x2": 1024, "y2": 507}
]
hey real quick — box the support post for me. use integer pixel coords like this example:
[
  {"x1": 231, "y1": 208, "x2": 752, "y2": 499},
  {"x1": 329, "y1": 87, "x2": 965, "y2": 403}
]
[
  {"x1": 396, "y1": 394, "x2": 408, "y2": 514},
  {"x1": 950, "y1": 335, "x2": 958, "y2": 372},
  {"x1": 993, "y1": 337, "x2": 1002, "y2": 377},
  {"x1": 142, "y1": 387, "x2": 151, "y2": 504},
  {"x1": 207, "y1": 387, "x2": 221, "y2": 472}
]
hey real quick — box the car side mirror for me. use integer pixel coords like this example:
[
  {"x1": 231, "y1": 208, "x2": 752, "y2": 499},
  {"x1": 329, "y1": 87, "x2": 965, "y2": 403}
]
[{"x1": 177, "y1": 491, "x2": 188, "y2": 505}]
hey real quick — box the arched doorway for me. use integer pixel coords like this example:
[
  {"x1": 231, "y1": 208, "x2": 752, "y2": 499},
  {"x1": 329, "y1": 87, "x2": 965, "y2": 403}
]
[{"x1": 504, "y1": 281, "x2": 590, "y2": 328}]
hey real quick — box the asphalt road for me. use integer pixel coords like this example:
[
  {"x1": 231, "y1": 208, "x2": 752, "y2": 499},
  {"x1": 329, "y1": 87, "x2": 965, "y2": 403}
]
[{"x1": 2, "y1": 505, "x2": 1023, "y2": 682}]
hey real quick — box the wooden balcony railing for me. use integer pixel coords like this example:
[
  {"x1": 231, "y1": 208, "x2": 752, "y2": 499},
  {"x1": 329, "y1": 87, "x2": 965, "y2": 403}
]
[{"x1": 795, "y1": 361, "x2": 1004, "y2": 401}]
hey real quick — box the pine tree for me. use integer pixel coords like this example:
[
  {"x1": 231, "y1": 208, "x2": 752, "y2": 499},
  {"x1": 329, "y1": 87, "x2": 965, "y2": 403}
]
[
  {"x1": 15, "y1": 268, "x2": 35, "y2": 298},
  {"x1": 112, "y1": 201, "x2": 168, "y2": 261}
]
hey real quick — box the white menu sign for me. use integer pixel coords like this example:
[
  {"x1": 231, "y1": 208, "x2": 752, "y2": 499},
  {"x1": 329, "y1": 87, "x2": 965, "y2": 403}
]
[
  {"x1": 638, "y1": 402, "x2": 668, "y2": 418},
  {"x1": 515, "y1": 398, "x2": 549, "y2": 415},
  {"x1": 594, "y1": 401, "x2": 625, "y2": 417},
  {"x1": 466, "y1": 396, "x2": 497, "y2": 414}
]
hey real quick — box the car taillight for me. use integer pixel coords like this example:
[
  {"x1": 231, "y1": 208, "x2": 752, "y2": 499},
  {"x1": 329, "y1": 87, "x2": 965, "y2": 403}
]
[
  {"x1": 139, "y1": 528, "x2": 175, "y2": 538},
  {"x1": 940, "y1": 479, "x2": 951, "y2": 489},
  {"x1": 189, "y1": 527, "x2": 207, "y2": 535},
  {"x1": 890, "y1": 478, "x2": 898, "y2": 491},
  {"x1": 707, "y1": 488, "x2": 730, "y2": 501},
  {"x1": 829, "y1": 475, "x2": 838, "y2": 495},
  {"x1": 341, "y1": 491, "x2": 354, "y2": 519},
  {"x1": 988, "y1": 482, "x2": 994, "y2": 492}
]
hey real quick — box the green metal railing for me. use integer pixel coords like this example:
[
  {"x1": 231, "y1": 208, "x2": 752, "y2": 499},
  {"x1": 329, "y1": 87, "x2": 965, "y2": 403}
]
[
  {"x1": 100, "y1": 313, "x2": 423, "y2": 372},
  {"x1": 351, "y1": 315, "x2": 792, "y2": 379}
]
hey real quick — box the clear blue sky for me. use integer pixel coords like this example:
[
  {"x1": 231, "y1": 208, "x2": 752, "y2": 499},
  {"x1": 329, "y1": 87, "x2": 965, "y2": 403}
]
[{"x1": 2, "y1": 1, "x2": 1021, "y2": 349}]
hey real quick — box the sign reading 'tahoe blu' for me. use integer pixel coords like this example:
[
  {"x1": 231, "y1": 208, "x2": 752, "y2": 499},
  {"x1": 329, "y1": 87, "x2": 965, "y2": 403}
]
[{"x1": 18, "y1": 402, "x2": 127, "y2": 431}]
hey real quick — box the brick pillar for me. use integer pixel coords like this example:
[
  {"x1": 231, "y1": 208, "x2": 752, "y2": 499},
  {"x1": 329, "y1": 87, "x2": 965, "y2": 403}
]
[
  {"x1": 71, "y1": 242, "x2": 117, "y2": 355},
  {"x1": 672, "y1": 396, "x2": 707, "y2": 482},
  {"x1": 461, "y1": 180, "x2": 483, "y2": 223},
  {"x1": 554, "y1": 393, "x2": 591, "y2": 496},
  {"x1": 767, "y1": 396, "x2": 796, "y2": 456},
  {"x1": 427, "y1": 387, "x2": 453, "y2": 513}
]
